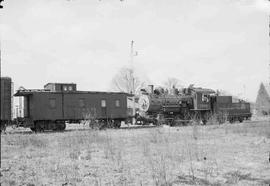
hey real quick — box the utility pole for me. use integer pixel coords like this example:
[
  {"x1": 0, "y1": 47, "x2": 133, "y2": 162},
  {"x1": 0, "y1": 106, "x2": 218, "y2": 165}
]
[
  {"x1": 268, "y1": 14, "x2": 270, "y2": 86},
  {"x1": 265, "y1": 6, "x2": 270, "y2": 118},
  {"x1": 130, "y1": 40, "x2": 136, "y2": 124}
]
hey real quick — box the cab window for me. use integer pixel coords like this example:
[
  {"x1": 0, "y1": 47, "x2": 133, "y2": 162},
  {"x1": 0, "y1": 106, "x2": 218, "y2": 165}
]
[{"x1": 202, "y1": 94, "x2": 209, "y2": 102}]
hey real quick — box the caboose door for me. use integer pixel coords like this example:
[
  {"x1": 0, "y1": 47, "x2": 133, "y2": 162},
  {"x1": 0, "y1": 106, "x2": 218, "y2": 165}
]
[
  {"x1": 23, "y1": 95, "x2": 30, "y2": 118},
  {"x1": 101, "y1": 99, "x2": 107, "y2": 118}
]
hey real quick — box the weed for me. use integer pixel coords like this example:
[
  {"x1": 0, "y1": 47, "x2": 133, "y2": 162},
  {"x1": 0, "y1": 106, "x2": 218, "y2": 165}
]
[
  {"x1": 8, "y1": 180, "x2": 16, "y2": 186},
  {"x1": 1, "y1": 120, "x2": 268, "y2": 185},
  {"x1": 85, "y1": 150, "x2": 92, "y2": 160},
  {"x1": 148, "y1": 154, "x2": 172, "y2": 186},
  {"x1": 229, "y1": 122, "x2": 270, "y2": 138},
  {"x1": 5, "y1": 134, "x2": 49, "y2": 149},
  {"x1": 69, "y1": 150, "x2": 81, "y2": 160},
  {"x1": 142, "y1": 141, "x2": 150, "y2": 157},
  {"x1": 149, "y1": 129, "x2": 162, "y2": 144},
  {"x1": 192, "y1": 124, "x2": 199, "y2": 140},
  {"x1": 103, "y1": 132, "x2": 115, "y2": 159},
  {"x1": 224, "y1": 170, "x2": 252, "y2": 184},
  {"x1": 82, "y1": 108, "x2": 99, "y2": 129}
]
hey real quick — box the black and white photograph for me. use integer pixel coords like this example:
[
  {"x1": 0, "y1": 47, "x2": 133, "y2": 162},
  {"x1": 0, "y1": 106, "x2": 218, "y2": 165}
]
[{"x1": 0, "y1": 0, "x2": 270, "y2": 185}]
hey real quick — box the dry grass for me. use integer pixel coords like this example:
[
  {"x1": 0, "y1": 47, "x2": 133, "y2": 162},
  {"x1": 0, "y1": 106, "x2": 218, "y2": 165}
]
[{"x1": 1, "y1": 121, "x2": 270, "y2": 185}]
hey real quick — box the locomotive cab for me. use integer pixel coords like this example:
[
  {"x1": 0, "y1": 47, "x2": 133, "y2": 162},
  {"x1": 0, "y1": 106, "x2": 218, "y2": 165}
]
[{"x1": 189, "y1": 88, "x2": 215, "y2": 111}]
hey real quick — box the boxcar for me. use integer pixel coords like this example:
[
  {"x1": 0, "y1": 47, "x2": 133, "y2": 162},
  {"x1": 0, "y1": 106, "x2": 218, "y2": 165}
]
[
  {"x1": 14, "y1": 89, "x2": 131, "y2": 131},
  {"x1": 1, "y1": 77, "x2": 12, "y2": 132}
]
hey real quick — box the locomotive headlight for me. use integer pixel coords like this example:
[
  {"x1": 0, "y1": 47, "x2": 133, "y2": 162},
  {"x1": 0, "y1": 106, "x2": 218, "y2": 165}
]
[{"x1": 138, "y1": 95, "x2": 150, "y2": 112}]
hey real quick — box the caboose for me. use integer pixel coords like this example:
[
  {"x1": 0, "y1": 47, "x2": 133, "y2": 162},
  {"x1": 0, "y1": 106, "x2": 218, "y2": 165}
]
[{"x1": 14, "y1": 83, "x2": 132, "y2": 131}]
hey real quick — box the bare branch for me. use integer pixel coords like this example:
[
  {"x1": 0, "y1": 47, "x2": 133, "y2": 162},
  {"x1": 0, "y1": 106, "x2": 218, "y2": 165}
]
[{"x1": 110, "y1": 67, "x2": 143, "y2": 94}]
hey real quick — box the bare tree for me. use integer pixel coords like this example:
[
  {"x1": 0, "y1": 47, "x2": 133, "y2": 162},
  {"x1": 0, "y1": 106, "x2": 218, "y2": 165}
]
[{"x1": 111, "y1": 67, "x2": 142, "y2": 94}]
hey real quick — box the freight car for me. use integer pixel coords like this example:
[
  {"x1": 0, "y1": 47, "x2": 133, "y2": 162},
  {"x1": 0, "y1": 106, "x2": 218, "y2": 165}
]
[
  {"x1": 0, "y1": 77, "x2": 13, "y2": 132},
  {"x1": 14, "y1": 83, "x2": 132, "y2": 132},
  {"x1": 137, "y1": 85, "x2": 252, "y2": 125}
]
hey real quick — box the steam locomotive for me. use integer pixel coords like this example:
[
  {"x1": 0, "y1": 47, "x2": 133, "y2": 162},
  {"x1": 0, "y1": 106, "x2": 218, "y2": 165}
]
[{"x1": 136, "y1": 85, "x2": 252, "y2": 125}]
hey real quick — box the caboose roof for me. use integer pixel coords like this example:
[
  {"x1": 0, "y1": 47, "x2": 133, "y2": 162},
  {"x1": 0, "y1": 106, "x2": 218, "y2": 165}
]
[
  {"x1": 14, "y1": 89, "x2": 51, "y2": 96},
  {"x1": 44, "y1": 82, "x2": 76, "y2": 86},
  {"x1": 14, "y1": 89, "x2": 133, "y2": 96}
]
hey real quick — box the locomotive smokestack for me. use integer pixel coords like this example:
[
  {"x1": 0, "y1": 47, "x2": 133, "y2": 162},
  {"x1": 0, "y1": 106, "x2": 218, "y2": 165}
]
[{"x1": 148, "y1": 85, "x2": 154, "y2": 94}]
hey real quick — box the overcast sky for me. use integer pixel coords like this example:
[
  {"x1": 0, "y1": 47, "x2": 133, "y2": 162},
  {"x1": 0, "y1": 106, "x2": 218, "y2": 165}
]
[{"x1": 1, "y1": 0, "x2": 270, "y2": 101}]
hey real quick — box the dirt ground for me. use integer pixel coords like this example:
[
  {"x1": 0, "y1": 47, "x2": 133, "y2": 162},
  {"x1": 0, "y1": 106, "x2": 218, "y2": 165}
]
[{"x1": 1, "y1": 120, "x2": 270, "y2": 186}]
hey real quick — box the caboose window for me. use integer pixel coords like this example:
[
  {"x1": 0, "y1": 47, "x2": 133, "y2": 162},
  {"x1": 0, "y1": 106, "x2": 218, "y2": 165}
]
[
  {"x1": 63, "y1": 86, "x2": 67, "y2": 91},
  {"x1": 115, "y1": 100, "x2": 120, "y2": 107},
  {"x1": 101, "y1": 99, "x2": 106, "y2": 107},
  {"x1": 49, "y1": 98, "x2": 56, "y2": 108},
  {"x1": 69, "y1": 86, "x2": 73, "y2": 91}
]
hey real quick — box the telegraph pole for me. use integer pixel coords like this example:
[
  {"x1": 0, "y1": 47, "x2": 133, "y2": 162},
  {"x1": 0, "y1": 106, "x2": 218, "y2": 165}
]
[
  {"x1": 130, "y1": 40, "x2": 136, "y2": 124},
  {"x1": 268, "y1": 14, "x2": 270, "y2": 86}
]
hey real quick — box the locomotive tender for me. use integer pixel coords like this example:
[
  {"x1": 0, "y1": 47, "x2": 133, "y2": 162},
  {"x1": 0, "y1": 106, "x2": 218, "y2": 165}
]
[
  {"x1": 137, "y1": 85, "x2": 252, "y2": 125},
  {"x1": 14, "y1": 83, "x2": 132, "y2": 131}
]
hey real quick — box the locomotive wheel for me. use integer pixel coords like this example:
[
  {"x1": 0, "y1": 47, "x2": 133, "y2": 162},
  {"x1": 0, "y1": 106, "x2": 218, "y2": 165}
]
[
  {"x1": 168, "y1": 119, "x2": 175, "y2": 126},
  {"x1": 218, "y1": 119, "x2": 225, "y2": 124},
  {"x1": 152, "y1": 119, "x2": 158, "y2": 126},
  {"x1": 99, "y1": 120, "x2": 107, "y2": 130},
  {"x1": 89, "y1": 120, "x2": 99, "y2": 130},
  {"x1": 238, "y1": 117, "x2": 243, "y2": 123},
  {"x1": 55, "y1": 122, "x2": 66, "y2": 131},
  {"x1": 114, "y1": 120, "x2": 121, "y2": 128},
  {"x1": 36, "y1": 125, "x2": 43, "y2": 132},
  {"x1": 202, "y1": 119, "x2": 207, "y2": 125},
  {"x1": 34, "y1": 122, "x2": 44, "y2": 132},
  {"x1": 34, "y1": 126, "x2": 41, "y2": 132},
  {"x1": 59, "y1": 123, "x2": 66, "y2": 131},
  {"x1": 201, "y1": 112, "x2": 210, "y2": 125},
  {"x1": 0, "y1": 122, "x2": 7, "y2": 133},
  {"x1": 30, "y1": 127, "x2": 36, "y2": 132}
]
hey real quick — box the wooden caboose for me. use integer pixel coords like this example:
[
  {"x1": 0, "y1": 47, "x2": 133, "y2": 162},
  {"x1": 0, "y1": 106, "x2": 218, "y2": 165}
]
[{"x1": 14, "y1": 83, "x2": 132, "y2": 131}]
